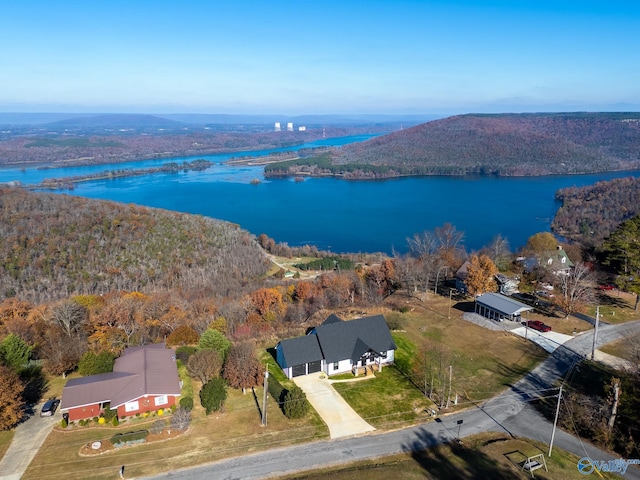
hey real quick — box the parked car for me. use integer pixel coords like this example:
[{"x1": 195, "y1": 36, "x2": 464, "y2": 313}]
[
  {"x1": 535, "y1": 290, "x2": 554, "y2": 298},
  {"x1": 526, "y1": 320, "x2": 551, "y2": 332},
  {"x1": 40, "y1": 399, "x2": 60, "y2": 417},
  {"x1": 598, "y1": 284, "x2": 616, "y2": 291}
]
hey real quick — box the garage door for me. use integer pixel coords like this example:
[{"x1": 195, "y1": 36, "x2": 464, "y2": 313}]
[
  {"x1": 308, "y1": 360, "x2": 321, "y2": 374},
  {"x1": 292, "y1": 364, "x2": 306, "y2": 377}
]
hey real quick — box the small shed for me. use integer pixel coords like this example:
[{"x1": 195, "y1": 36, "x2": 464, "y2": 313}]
[{"x1": 475, "y1": 292, "x2": 533, "y2": 322}]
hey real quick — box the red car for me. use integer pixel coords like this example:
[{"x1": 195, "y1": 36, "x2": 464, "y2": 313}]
[
  {"x1": 598, "y1": 284, "x2": 615, "y2": 291},
  {"x1": 527, "y1": 320, "x2": 551, "y2": 332}
]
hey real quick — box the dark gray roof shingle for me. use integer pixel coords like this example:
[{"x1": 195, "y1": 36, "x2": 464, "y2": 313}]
[
  {"x1": 276, "y1": 335, "x2": 323, "y2": 368},
  {"x1": 315, "y1": 315, "x2": 396, "y2": 364}
]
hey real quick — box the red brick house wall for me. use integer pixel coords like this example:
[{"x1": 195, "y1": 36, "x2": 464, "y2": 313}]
[
  {"x1": 67, "y1": 404, "x2": 102, "y2": 422},
  {"x1": 117, "y1": 395, "x2": 178, "y2": 419}
]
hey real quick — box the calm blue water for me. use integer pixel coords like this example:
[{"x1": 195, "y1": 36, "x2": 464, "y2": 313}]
[{"x1": 2, "y1": 135, "x2": 639, "y2": 254}]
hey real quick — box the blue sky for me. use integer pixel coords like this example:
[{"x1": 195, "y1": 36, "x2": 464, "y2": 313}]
[{"x1": 0, "y1": 0, "x2": 638, "y2": 114}]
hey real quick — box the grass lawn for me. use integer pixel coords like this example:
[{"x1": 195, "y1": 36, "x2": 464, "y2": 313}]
[
  {"x1": 22, "y1": 346, "x2": 327, "y2": 480},
  {"x1": 333, "y1": 367, "x2": 437, "y2": 429},
  {"x1": 22, "y1": 383, "x2": 328, "y2": 480},
  {"x1": 279, "y1": 432, "x2": 622, "y2": 480},
  {"x1": 600, "y1": 334, "x2": 640, "y2": 362},
  {"x1": 383, "y1": 293, "x2": 548, "y2": 405},
  {"x1": 589, "y1": 290, "x2": 640, "y2": 324},
  {"x1": 0, "y1": 430, "x2": 14, "y2": 463}
]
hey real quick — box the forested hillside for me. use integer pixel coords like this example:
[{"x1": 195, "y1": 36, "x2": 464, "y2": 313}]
[
  {"x1": 265, "y1": 113, "x2": 640, "y2": 178},
  {"x1": 0, "y1": 188, "x2": 269, "y2": 303},
  {"x1": 552, "y1": 176, "x2": 640, "y2": 247}
]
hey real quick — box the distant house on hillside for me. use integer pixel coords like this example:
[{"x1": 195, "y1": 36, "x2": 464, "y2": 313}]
[
  {"x1": 496, "y1": 273, "x2": 520, "y2": 295},
  {"x1": 275, "y1": 314, "x2": 396, "y2": 379},
  {"x1": 522, "y1": 245, "x2": 574, "y2": 276},
  {"x1": 60, "y1": 343, "x2": 181, "y2": 421},
  {"x1": 454, "y1": 260, "x2": 471, "y2": 294}
]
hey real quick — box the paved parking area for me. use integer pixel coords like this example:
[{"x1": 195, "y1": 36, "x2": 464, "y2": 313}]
[{"x1": 293, "y1": 372, "x2": 375, "y2": 439}]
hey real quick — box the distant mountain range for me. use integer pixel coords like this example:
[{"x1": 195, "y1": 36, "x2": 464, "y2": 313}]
[
  {"x1": 0, "y1": 112, "x2": 439, "y2": 127},
  {"x1": 265, "y1": 112, "x2": 640, "y2": 178}
]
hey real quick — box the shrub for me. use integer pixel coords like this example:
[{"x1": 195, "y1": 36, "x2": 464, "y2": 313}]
[
  {"x1": 200, "y1": 377, "x2": 227, "y2": 414},
  {"x1": 171, "y1": 407, "x2": 191, "y2": 431},
  {"x1": 179, "y1": 397, "x2": 194, "y2": 411},
  {"x1": 93, "y1": 416, "x2": 99, "y2": 424},
  {"x1": 283, "y1": 386, "x2": 309, "y2": 419},
  {"x1": 157, "y1": 409, "x2": 164, "y2": 416},
  {"x1": 385, "y1": 313, "x2": 404, "y2": 330},
  {"x1": 112, "y1": 416, "x2": 119, "y2": 427},
  {"x1": 101, "y1": 403, "x2": 116, "y2": 421},
  {"x1": 267, "y1": 375, "x2": 286, "y2": 407},
  {"x1": 110, "y1": 430, "x2": 149, "y2": 448},
  {"x1": 175, "y1": 346, "x2": 197, "y2": 365},
  {"x1": 98, "y1": 416, "x2": 105, "y2": 425},
  {"x1": 61, "y1": 418, "x2": 68, "y2": 428},
  {"x1": 150, "y1": 419, "x2": 166, "y2": 435}
]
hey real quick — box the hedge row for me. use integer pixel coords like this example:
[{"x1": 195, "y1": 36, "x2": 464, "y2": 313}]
[{"x1": 111, "y1": 430, "x2": 149, "y2": 448}]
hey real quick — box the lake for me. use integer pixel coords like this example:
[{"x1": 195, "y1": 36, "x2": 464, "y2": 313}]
[{"x1": 2, "y1": 135, "x2": 639, "y2": 254}]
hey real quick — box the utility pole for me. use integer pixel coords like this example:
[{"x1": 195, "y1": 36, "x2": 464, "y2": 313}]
[
  {"x1": 446, "y1": 365, "x2": 452, "y2": 408},
  {"x1": 548, "y1": 384, "x2": 563, "y2": 457},
  {"x1": 591, "y1": 305, "x2": 600, "y2": 361},
  {"x1": 448, "y1": 289, "x2": 454, "y2": 318},
  {"x1": 261, "y1": 365, "x2": 269, "y2": 427}
]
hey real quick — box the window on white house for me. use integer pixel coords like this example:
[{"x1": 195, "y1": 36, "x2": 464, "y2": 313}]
[
  {"x1": 154, "y1": 395, "x2": 168, "y2": 406},
  {"x1": 333, "y1": 362, "x2": 339, "y2": 370},
  {"x1": 124, "y1": 401, "x2": 139, "y2": 412}
]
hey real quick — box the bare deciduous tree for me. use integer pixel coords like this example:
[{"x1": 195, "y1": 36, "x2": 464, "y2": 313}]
[
  {"x1": 187, "y1": 349, "x2": 223, "y2": 384},
  {"x1": 553, "y1": 261, "x2": 596, "y2": 318}
]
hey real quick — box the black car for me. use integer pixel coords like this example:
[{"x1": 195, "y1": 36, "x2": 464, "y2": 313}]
[{"x1": 40, "y1": 399, "x2": 60, "y2": 417}]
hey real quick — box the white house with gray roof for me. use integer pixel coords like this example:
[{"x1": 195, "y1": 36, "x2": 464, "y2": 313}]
[{"x1": 275, "y1": 314, "x2": 396, "y2": 378}]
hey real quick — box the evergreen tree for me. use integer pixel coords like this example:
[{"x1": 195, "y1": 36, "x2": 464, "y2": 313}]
[
  {"x1": 602, "y1": 215, "x2": 640, "y2": 310},
  {"x1": 77, "y1": 350, "x2": 115, "y2": 376},
  {"x1": 198, "y1": 329, "x2": 231, "y2": 360},
  {"x1": 283, "y1": 386, "x2": 309, "y2": 419},
  {"x1": 199, "y1": 377, "x2": 227, "y2": 414},
  {"x1": 0, "y1": 333, "x2": 32, "y2": 372}
]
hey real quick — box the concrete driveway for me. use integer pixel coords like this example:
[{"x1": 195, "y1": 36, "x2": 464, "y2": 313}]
[
  {"x1": 511, "y1": 327, "x2": 573, "y2": 353},
  {"x1": 0, "y1": 402, "x2": 57, "y2": 480},
  {"x1": 293, "y1": 372, "x2": 375, "y2": 439}
]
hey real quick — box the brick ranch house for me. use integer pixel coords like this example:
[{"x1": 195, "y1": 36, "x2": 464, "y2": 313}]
[
  {"x1": 275, "y1": 314, "x2": 396, "y2": 379},
  {"x1": 60, "y1": 343, "x2": 181, "y2": 421}
]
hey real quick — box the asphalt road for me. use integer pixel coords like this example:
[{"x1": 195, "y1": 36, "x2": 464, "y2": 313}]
[{"x1": 139, "y1": 320, "x2": 640, "y2": 480}]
